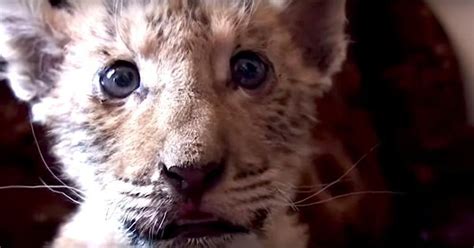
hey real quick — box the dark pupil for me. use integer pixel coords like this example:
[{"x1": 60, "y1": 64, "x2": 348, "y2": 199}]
[
  {"x1": 114, "y1": 69, "x2": 134, "y2": 88},
  {"x1": 235, "y1": 58, "x2": 265, "y2": 89},
  {"x1": 238, "y1": 60, "x2": 259, "y2": 80}
]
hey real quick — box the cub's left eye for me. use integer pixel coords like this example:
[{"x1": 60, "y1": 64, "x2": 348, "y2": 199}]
[
  {"x1": 230, "y1": 51, "x2": 269, "y2": 90},
  {"x1": 99, "y1": 60, "x2": 140, "y2": 98}
]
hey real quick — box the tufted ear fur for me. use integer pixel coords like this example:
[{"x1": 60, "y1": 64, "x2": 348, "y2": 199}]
[
  {"x1": 0, "y1": 0, "x2": 70, "y2": 102},
  {"x1": 276, "y1": 0, "x2": 348, "y2": 75}
]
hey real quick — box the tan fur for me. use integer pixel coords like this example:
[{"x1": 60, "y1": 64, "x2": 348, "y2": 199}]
[{"x1": 0, "y1": 1, "x2": 358, "y2": 247}]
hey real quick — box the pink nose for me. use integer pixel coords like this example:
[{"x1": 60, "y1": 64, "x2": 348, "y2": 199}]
[{"x1": 160, "y1": 161, "x2": 225, "y2": 200}]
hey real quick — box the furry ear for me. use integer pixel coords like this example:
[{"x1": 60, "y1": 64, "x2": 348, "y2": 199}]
[
  {"x1": 0, "y1": 0, "x2": 70, "y2": 102},
  {"x1": 276, "y1": 0, "x2": 348, "y2": 75}
]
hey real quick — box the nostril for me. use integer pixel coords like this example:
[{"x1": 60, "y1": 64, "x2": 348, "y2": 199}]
[
  {"x1": 160, "y1": 162, "x2": 184, "y2": 188},
  {"x1": 203, "y1": 162, "x2": 225, "y2": 188},
  {"x1": 161, "y1": 163, "x2": 183, "y2": 181}
]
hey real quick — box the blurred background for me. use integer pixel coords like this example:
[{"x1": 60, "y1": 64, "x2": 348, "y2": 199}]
[{"x1": 0, "y1": 0, "x2": 473, "y2": 247}]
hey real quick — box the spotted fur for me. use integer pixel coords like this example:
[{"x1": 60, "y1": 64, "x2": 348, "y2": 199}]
[{"x1": 0, "y1": 0, "x2": 350, "y2": 247}]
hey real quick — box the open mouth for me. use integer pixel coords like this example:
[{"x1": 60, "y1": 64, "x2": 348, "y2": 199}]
[{"x1": 160, "y1": 219, "x2": 250, "y2": 240}]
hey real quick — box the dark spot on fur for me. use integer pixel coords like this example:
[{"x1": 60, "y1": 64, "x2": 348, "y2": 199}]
[
  {"x1": 104, "y1": 0, "x2": 116, "y2": 16},
  {"x1": 266, "y1": 124, "x2": 276, "y2": 133},
  {"x1": 288, "y1": 78, "x2": 300, "y2": 85},
  {"x1": 276, "y1": 109, "x2": 285, "y2": 116},
  {"x1": 105, "y1": 25, "x2": 116, "y2": 40},
  {"x1": 49, "y1": 0, "x2": 70, "y2": 9},
  {"x1": 266, "y1": 124, "x2": 289, "y2": 142},
  {"x1": 289, "y1": 119, "x2": 302, "y2": 129},
  {"x1": 227, "y1": 180, "x2": 271, "y2": 192},
  {"x1": 0, "y1": 57, "x2": 6, "y2": 73},
  {"x1": 273, "y1": 91, "x2": 290, "y2": 106},
  {"x1": 99, "y1": 49, "x2": 111, "y2": 57},
  {"x1": 234, "y1": 166, "x2": 269, "y2": 180},
  {"x1": 147, "y1": 13, "x2": 163, "y2": 29},
  {"x1": 128, "y1": 177, "x2": 152, "y2": 187},
  {"x1": 236, "y1": 194, "x2": 273, "y2": 205},
  {"x1": 276, "y1": 146, "x2": 295, "y2": 155},
  {"x1": 267, "y1": 116, "x2": 280, "y2": 124},
  {"x1": 251, "y1": 208, "x2": 269, "y2": 231}
]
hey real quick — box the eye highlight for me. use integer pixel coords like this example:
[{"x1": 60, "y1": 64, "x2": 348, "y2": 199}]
[
  {"x1": 99, "y1": 60, "x2": 140, "y2": 98},
  {"x1": 230, "y1": 51, "x2": 269, "y2": 90}
]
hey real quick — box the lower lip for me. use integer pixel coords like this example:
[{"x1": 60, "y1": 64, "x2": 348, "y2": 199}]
[{"x1": 160, "y1": 221, "x2": 249, "y2": 240}]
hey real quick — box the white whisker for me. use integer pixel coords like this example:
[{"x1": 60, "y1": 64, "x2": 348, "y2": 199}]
[
  {"x1": 29, "y1": 119, "x2": 86, "y2": 200},
  {"x1": 292, "y1": 144, "x2": 379, "y2": 205},
  {"x1": 39, "y1": 177, "x2": 85, "y2": 196},
  {"x1": 275, "y1": 179, "x2": 356, "y2": 191},
  {"x1": 39, "y1": 179, "x2": 83, "y2": 204},
  {"x1": 290, "y1": 190, "x2": 404, "y2": 208},
  {"x1": 158, "y1": 211, "x2": 168, "y2": 239},
  {"x1": 0, "y1": 184, "x2": 80, "y2": 191},
  {"x1": 274, "y1": 187, "x2": 298, "y2": 211}
]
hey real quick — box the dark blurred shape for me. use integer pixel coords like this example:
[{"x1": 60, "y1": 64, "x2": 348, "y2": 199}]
[{"x1": 345, "y1": 0, "x2": 473, "y2": 247}]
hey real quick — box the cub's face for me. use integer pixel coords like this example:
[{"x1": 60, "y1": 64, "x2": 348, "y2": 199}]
[{"x1": 0, "y1": 0, "x2": 346, "y2": 247}]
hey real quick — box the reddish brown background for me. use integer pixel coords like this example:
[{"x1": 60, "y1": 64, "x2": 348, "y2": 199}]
[{"x1": 0, "y1": 1, "x2": 473, "y2": 247}]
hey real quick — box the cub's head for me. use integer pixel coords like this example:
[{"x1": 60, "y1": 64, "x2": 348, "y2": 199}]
[{"x1": 0, "y1": 0, "x2": 346, "y2": 246}]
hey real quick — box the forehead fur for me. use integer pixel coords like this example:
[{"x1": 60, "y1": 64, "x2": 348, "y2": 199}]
[
  {"x1": 64, "y1": 0, "x2": 282, "y2": 53},
  {"x1": 54, "y1": 0, "x2": 288, "y2": 82}
]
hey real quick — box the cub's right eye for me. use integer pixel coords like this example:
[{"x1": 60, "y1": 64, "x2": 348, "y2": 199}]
[{"x1": 99, "y1": 60, "x2": 141, "y2": 98}]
